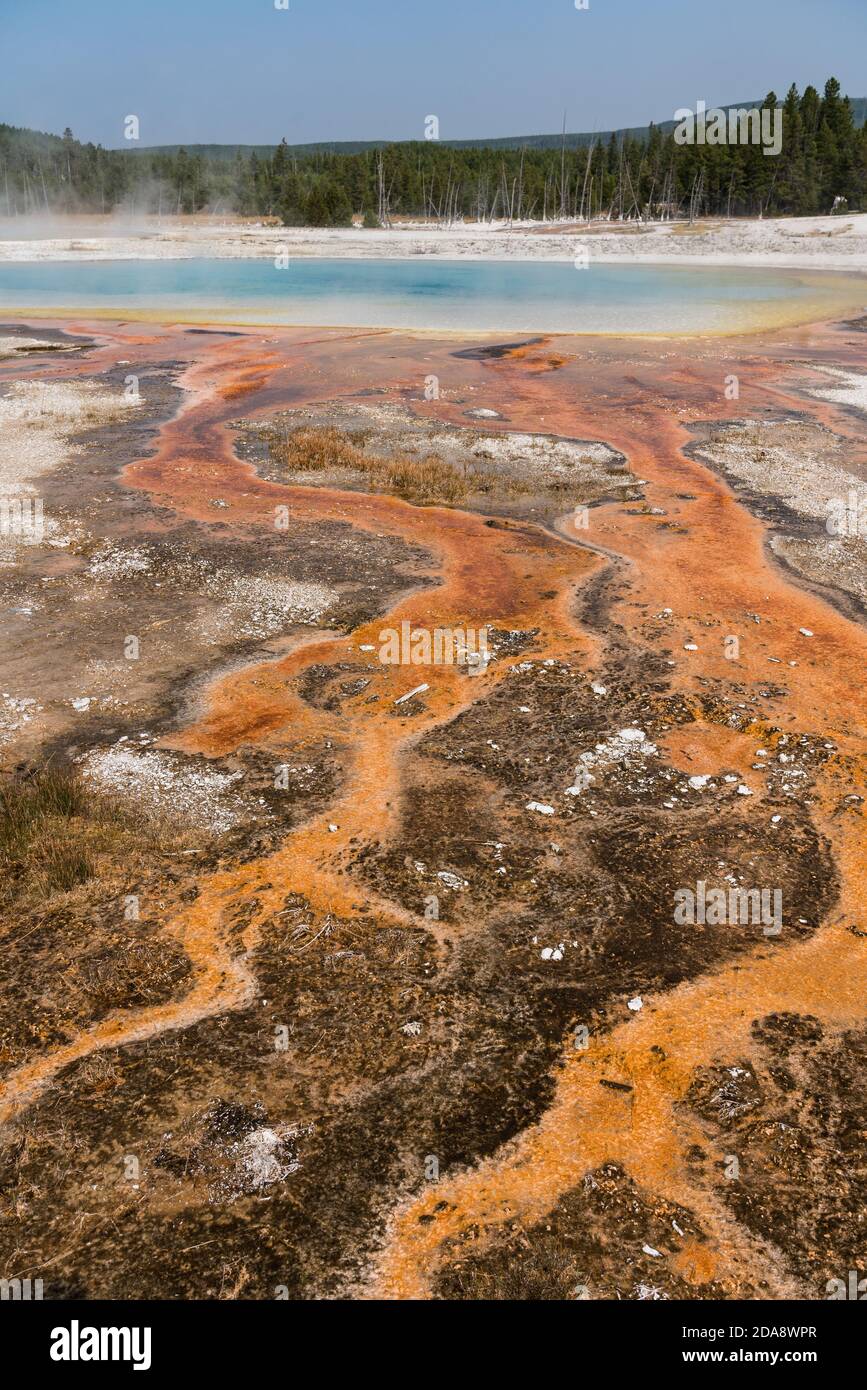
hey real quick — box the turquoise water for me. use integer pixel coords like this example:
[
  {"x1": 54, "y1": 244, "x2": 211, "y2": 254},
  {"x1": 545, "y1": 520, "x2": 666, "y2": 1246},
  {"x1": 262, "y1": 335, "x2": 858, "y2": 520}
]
[{"x1": 0, "y1": 257, "x2": 861, "y2": 333}]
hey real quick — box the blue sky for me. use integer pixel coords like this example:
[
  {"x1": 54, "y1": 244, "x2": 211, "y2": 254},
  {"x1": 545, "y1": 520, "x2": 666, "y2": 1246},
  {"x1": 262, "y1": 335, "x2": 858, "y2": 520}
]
[{"x1": 3, "y1": 0, "x2": 866, "y2": 147}]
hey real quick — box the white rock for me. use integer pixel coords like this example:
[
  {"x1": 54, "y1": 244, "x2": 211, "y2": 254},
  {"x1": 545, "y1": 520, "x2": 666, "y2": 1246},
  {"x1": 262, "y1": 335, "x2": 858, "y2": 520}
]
[
  {"x1": 565, "y1": 771, "x2": 594, "y2": 796},
  {"x1": 437, "y1": 871, "x2": 466, "y2": 890},
  {"x1": 628, "y1": 996, "x2": 643, "y2": 1012},
  {"x1": 526, "y1": 801, "x2": 555, "y2": 815},
  {"x1": 233, "y1": 1127, "x2": 300, "y2": 1190},
  {"x1": 394, "y1": 683, "x2": 429, "y2": 705}
]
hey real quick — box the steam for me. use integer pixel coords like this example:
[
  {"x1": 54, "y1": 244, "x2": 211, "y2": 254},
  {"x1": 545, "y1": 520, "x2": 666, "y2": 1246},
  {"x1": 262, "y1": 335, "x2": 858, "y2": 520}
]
[{"x1": 0, "y1": 182, "x2": 234, "y2": 241}]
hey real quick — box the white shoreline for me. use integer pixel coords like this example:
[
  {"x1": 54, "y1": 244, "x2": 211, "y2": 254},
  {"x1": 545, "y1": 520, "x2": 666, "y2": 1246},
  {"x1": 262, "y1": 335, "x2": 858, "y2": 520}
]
[{"x1": 1, "y1": 212, "x2": 867, "y2": 272}]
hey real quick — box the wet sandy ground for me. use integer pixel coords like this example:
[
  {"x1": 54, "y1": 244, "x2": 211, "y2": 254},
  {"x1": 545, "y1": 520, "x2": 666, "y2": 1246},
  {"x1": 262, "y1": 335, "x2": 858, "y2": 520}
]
[{"x1": 0, "y1": 312, "x2": 864, "y2": 1300}]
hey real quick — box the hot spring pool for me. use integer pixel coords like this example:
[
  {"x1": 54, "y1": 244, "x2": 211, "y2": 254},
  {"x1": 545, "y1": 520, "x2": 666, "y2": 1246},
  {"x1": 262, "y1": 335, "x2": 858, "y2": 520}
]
[{"x1": 0, "y1": 256, "x2": 863, "y2": 334}]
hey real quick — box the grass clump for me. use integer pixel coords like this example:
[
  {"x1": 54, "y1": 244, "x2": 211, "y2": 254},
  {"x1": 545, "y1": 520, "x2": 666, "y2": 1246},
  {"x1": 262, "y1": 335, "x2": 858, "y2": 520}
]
[
  {"x1": 0, "y1": 766, "x2": 148, "y2": 905},
  {"x1": 260, "y1": 422, "x2": 627, "y2": 508},
  {"x1": 262, "y1": 424, "x2": 472, "y2": 506}
]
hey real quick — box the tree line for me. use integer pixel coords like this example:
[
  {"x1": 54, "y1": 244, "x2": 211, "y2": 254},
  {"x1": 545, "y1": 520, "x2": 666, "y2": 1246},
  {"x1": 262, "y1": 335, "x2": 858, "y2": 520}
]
[{"x1": 1, "y1": 80, "x2": 864, "y2": 226}]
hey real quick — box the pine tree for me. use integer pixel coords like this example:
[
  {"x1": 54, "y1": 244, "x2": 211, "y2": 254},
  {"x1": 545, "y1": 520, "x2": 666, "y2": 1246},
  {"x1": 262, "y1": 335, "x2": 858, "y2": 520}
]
[{"x1": 305, "y1": 184, "x2": 331, "y2": 226}]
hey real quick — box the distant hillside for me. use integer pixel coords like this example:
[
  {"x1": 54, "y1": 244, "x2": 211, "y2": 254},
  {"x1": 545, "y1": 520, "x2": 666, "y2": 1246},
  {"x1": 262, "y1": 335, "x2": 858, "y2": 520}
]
[
  {"x1": 120, "y1": 97, "x2": 867, "y2": 160},
  {"x1": 3, "y1": 81, "x2": 866, "y2": 223}
]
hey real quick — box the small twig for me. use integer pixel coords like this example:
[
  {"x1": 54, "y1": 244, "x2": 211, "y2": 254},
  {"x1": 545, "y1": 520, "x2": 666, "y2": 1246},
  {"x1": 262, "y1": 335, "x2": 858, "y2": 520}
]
[{"x1": 290, "y1": 916, "x2": 334, "y2": 953}]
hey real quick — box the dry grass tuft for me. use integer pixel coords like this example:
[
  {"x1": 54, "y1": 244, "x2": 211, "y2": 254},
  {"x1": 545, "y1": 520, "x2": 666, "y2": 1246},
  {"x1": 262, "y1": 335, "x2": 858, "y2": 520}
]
[
  {"x1": 259, "y1": 422, "x2": 624, "y2": 507},
  {"x1": 0, "y1": 765, "x2": 187, "y2": 907},
  {"x1": 262, "y1": 424, "x2": 472, "y2": 505}
]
